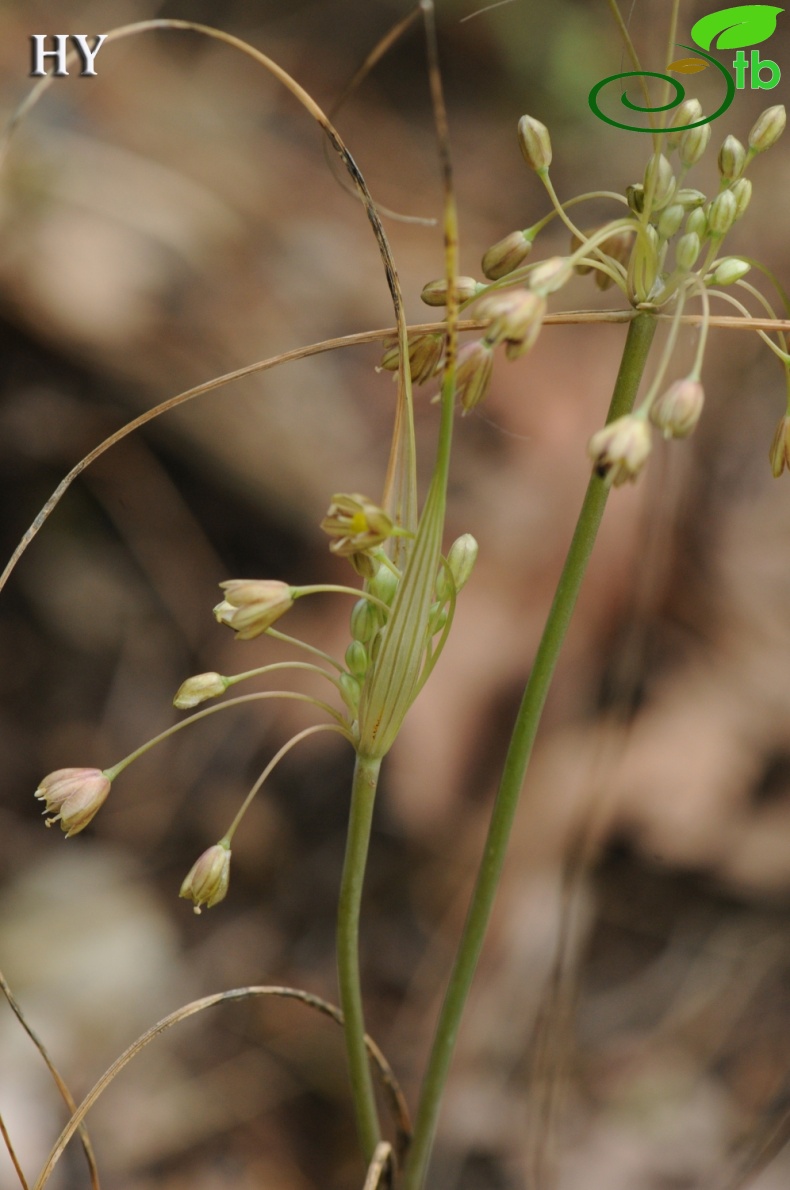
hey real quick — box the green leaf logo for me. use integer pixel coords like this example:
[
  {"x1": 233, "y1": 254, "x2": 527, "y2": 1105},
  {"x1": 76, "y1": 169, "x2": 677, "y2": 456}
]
[
  {"x1": 667, "y1": 57, "x2": 709, "y2": 72},
  {"x1": 691, "y1": 4, "x2": 783, "y2": 50}
]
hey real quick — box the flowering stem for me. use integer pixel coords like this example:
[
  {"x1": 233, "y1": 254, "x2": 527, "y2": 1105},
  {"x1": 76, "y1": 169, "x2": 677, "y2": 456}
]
[
  {"x1": 337, "y1": 752, "x2": 383, "y2": 1161},
  {"x1": 402, "y1": 310, "x2": 658, "y2": 1190}
]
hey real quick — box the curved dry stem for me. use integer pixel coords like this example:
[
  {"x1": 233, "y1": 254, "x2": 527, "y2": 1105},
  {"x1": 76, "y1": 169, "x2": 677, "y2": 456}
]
[
  {"x1": 31, "y1": 985, "x2": 412, "y2": 1190},
  {"x1": 0, "y1": 971, "x2": 100, "y2": 1190},
  {"x1": 362, "y1": 1142, "x2": 395, "y2": 1190},
  {"x1": 0, "y1": 1115, "x2": 28, "y2": 1190}
]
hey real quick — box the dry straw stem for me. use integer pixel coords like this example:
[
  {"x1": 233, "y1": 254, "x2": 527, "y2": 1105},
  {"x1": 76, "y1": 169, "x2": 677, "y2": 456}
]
[
  {"x1": 31, "y1": 986, "x2": 412, "y2": 1190},
  {"x1": 0, "y1": 971, "x2": 100, "y2": 1190},
  {"x1": 362, "y1": 1142, "x2": 395, "y2": 1190},
  {"x1": 0, "y1": 310, "x2": 781, "y2": 603}
]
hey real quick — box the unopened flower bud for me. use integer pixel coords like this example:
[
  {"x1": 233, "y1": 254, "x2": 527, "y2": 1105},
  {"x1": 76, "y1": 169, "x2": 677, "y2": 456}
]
[
  {"x1": 447, "y1": 533, "x2": 479, "y2": 591},
  {"x1": 626, "y1": 184, "x2": 645, "y2": 214},
  {"x1": 380, "y1": 333, "x2": 443, "y2": 385},
  {"x1": 748, "y1": 104, "x2": 786, "y2": 153},
  {"x1": 730, "y1": 177, "x2": 752, "y2": 220},
  {"x1": 456, "y1": 339, "x2": 495, "y2": 414},
  {"x1": 36, "y1": 767, "x2": 112, "y2": 837},
  {"x1": 428, "y1": 600, "x2": 448, "y2": 634},
  {"x1": 658, "y1": 203, "x2": 685, "y2": 239},
  {"x1": 481, "y1": 230, "x2": 532, "y2": 280},
  {"x1": 770, "y1": 414, "x2": 790, "y2": 477},
  {"x1": 339, "y1": 671, "x2": 361, "y2": 715},
  {"x1": 675, "y1": 231, "x2": 701, "y2": 272},
  {"x1": 666, "y1": 99, "x2": 703, "y2": 150},
  {"x1": 718, "y1": 135, "x2": 745, "y2": 181},
  {"x1": 707, "y1": 190, "x2": 737, "y2": 237},
  {"x1": 350, "y1": 597, "x2": 381, "y2": 643},
  {"x1": 368, "y1": 564, "x2": 399, "y2": 605},
  {"x1": 321, "y1": 494, "x2": 393, "y2": 558},
  {"x1": 180, "y1": 843, "x2": 230, "y2": 914},
  {"x1": 517, "y1": 115, "x2": 552, "y2": 172},
  {"x1": 649, "y1": 378, "x2": 705, "y2": 438},
  {"x1": 174, "y1": 671, "x2": 229, "y2": 710},
  {"x1": 685, "y1": 206, "x2": 707, "y2": 239},
  {"x1": 710, "y1": 257, "x2": 750, "y2": 285},
  {"x1": 588, "y1": 415, "x2": 652, "y2": 487},
  {"x1": 529, "y1": 256, "x2": 572, "y2": 296},
  {"x1": 679, "y1": 121, "x2": 711, "y2": 168},
  {"x1": 644, "y1": 153, "x2": 675, "y2": 211},
  {"x1": 475, "y1": 288, "x2": 546, "y2": 353},
  {"x1": 345, "y1": 640, "x2": 369, "y2": 678},
  {"x1": 214, "y1": 580, "x2": 294, "y2": 640},
  {"x1": 675, "y1": 188, "x2": 706, "y2": 209},
  {"x1": 421, "y1": 277, "x2": 481, "y2": 307}
]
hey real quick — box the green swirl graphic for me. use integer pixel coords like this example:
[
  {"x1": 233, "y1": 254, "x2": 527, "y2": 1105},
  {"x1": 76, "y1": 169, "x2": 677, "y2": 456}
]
[{"x1": 588, "y1": 44, "x2": 736, "y2": 131}]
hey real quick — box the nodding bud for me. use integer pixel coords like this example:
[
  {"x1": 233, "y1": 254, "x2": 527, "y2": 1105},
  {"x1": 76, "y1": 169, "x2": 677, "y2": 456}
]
[
  {"x1": 475, "y1": 288, "x2": 546, "y2": 353},
  {"x1": 482, "y1": 231, "x2": 532, "y2": 281},
  {"x1": 529, "y1": 256, "x2": 572, "y2": 296},
  {"x1": 180, "y1": 843, "x2": 231, "y2": 914},
  {"x1": 587, "y1": 415, "x2": 652, "y2": 487},
  {"x1": 643, "y1": 153, "x2": 675, "y2": 211},
  {"x1": 214, "y1": 580, "x2": 294, "y2": 640},
  {"x1": 718, "y1": 135, "x2": 746, "y2": 181},
  {"x1": 707, "y1": 190, "x2": 737, "y2": 237},
  {"x1": 748, "y1": 105, "x2": 786, "y2": 153},
  {"x1": 174, "y1": 672, "x2": 229, "y2": 709},
  {"x1": 730, "y1": 177, "x2": 752, "y2": 221},
  {"x1": 679, "y1": 121, "x2": 711, "y2": 168},
  {"x1": 710, "y1": 257, "x2": 750, "y2": 286},
  {"x1": 320, "y1": 494, "x2": 393, "y2": 558},
  {"x1": 35, "y1": 768, "x2": 112, "y2": 837},
  {"x1": 649, "y1": 378, "x2": 705, "y2": 439},
  {"x1": 770, "y1": 415, "x2": 790, "y2": 477},
  {"x1": 455, "y1": 339, "x2": 495, "y2": 414},
  {"x1": 447, "y1": 534, "x2": 479, "y2": 591},
  {"x1": 421, "y1": 277, "x2": 481, "y2": 307},
  {"x1": 380, "y1": 333, "x2": 444, "y2": 385},
  {"x1": 517, "y1": 114, "x2": 552, "y2": 172},
  {"x1": 675, "y1": 231, "x2": 701, "y2": 272},
  {"x1": 666, "y1": 98, "x2": 703, "y2": 150}
]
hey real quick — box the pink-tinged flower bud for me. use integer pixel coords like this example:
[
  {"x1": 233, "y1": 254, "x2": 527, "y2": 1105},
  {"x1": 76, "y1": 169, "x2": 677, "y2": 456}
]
[
  {"x1": 179, "y1": 843, "x2": 231, "y2": 914},
  {"x1": 214, "y1": 580, "x2": 294, "y2": 640},
  {"x1": 380, "y1": 333, "x2": 444, "y2": 385},
  {"x1": 474, "y1": 289, "x2": 545, "y2": 355},
  {"x1": 517, "y1": 115, "x2": 552, "y2": 172},
  {"x1": 649, "y1": 378, "x2": 705, "y2": 439},
  {"x1": 769, "y1": 415, "x2": 790, "y2": 478},
  {"x1": 588, "y1": 415, "x2": 652, "y2": 487},
  {"x1": 173, "y1": 671, "x2": 229, "y2": 709},
  {"x1": 748, "y1": 105, "x2": 786, "y2": 154},
  {"x1": 481, "y1": 231, "x2": 532, "y2": 281},
  {"x1": 35, "y1": 767, "x2": 112, "y2": 837},
  {"x1": 421, "y1": 277, "x2": 481, "y2": 307},
  {"x1": 529, "y1": 256, "x2": 572, "y2": 296},
  {"x1": 455, "y1": 339, "x2": 494, "y2": 414},
  {"x1": 320, "y1": 493, "x2": 393, "y2": 558}
]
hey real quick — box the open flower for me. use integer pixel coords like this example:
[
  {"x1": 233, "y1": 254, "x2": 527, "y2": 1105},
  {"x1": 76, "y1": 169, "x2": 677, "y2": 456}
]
[
  {"x1": 320, "y1": 493, "x2": 393, "y2": 557},
  {"x1": 35, "y1": 767, "x2": 112, "y2": 837},
  {"x1": 214, "y1": 580, "x2": 294, "y2": 640},
  {"x1": 179, "y1": 843, "x2": 231, "y2": 914},
  {"x1": 588, "y1": 415, "x2": 652, "y2": 487}
]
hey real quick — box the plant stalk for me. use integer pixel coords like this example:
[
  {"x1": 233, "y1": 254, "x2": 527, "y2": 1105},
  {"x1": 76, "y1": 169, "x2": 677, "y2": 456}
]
[
  {"x1": 402, "y1": 310, "x2": 658, "y2": 1190},
  {"x1": 338, "y1": 751, "x2": 383, "y2": 1161}
]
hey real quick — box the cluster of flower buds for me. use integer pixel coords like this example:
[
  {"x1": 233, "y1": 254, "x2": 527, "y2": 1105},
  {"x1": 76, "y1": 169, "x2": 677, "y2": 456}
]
[{"x1": 380, "y1": 332, "x2": 444, "y2": 386}]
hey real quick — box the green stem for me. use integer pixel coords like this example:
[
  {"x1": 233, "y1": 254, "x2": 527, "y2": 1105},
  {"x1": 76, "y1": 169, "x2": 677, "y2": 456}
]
[
  {"x1": 337, "y1": 752, "x2": 383, "y2": 1161},
  {"x1": 402, "y1": 311, "x2": 657, "y2": 1190}
]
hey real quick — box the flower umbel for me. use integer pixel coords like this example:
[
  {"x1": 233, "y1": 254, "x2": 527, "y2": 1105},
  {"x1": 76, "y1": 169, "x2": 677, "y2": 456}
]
[
  {"x1": 179, "y1": 842, "x2": 231, "y2": 914},
  {"x1": 35, "y1": 767, "x2": 112, "y2": 837},
  {"x1": 321, "y1": 493, "x2": 394, "y2": 557},
  {"x1": 214, "y1": 580, "x2": 294, "y2": 640},
  {"x1": 588, "y1": 415, "x2": 652, "y2": 487}
]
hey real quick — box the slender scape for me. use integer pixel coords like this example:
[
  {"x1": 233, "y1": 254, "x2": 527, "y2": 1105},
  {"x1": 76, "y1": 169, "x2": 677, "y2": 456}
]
[{"x1": 403, "y1": 311, "x2": 658, "y2": 1189}]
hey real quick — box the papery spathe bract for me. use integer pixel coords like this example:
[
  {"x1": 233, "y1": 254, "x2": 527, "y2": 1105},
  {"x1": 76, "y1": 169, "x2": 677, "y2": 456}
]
[{"x1": 35, "y1": 767, "x2": 112, "y2": 837}]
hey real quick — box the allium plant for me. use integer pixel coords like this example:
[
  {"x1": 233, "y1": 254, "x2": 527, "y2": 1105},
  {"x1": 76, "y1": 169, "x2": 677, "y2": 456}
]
[{"x1": 3, "y1": 3, "x2": 790, "y2": 1189}]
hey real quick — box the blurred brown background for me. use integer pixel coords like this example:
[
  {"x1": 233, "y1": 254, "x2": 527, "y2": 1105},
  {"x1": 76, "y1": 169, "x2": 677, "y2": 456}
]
[{"x1": 2, "y1": 1, "x2": 790, "y2": 1188}]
